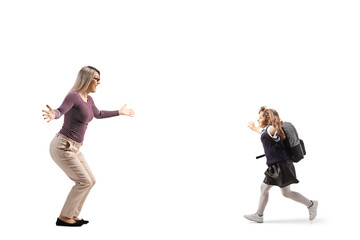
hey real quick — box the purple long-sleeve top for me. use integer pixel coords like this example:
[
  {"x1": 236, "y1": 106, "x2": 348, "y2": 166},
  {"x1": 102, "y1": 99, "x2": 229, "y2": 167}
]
[{"x1": 54, "y1": 91, "x2": 119, "y2": 143}]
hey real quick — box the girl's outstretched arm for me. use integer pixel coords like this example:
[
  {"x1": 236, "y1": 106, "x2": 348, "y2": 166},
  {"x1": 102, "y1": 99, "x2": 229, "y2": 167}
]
[{"x1": 248, "y1": 121, "x2": 261, "y2": 133}]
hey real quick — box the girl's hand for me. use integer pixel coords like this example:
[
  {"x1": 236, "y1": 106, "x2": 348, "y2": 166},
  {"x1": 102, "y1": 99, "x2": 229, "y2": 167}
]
[
  {"x1": 248, "y1": 121, "x2": 260, "y2": 133},
  {"x1": 42, "y1": 105, "x2": 55, "y2": 123},
  {"x1": 119, "y1": 104, "x2": 135, "y2": 117}
]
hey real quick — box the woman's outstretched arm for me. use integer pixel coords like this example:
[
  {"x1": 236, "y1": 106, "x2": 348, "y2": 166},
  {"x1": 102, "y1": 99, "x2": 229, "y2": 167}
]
[
  {"x1": 42, "y1": 105, "x2": 55, "y2": 123},
  {"x1": 42, "y1": 92, "x2": 76, "y2": 122},
  {"x1": 91, "y1": 97, "x2": 135, "y2": 119}
]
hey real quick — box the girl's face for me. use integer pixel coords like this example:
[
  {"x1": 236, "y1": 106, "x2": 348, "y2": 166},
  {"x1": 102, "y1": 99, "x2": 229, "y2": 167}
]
[
  {"x1": 258, "y1": 112, "x2": 267, "y2": 128},
  {"x1": 88, "y1": 72, "x2": 100, "y2": 93}
]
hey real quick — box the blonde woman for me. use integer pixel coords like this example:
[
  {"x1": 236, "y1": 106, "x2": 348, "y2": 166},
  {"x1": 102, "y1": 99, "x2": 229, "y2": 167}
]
[
  {"x1": 42, "y1": 66, "x2": 135, "y2": 227},
  {"x1": 244, "y1": 106, "x2": 317, "y2": 223}
]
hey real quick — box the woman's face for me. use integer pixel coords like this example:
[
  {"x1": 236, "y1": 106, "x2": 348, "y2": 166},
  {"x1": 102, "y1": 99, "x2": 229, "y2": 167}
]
[
  {"x1": 258, "y1": 112, "x2": 267, "y2": 128},
  {"x1": 88, "y1": 72, "x2": 100, "y2": 93}
]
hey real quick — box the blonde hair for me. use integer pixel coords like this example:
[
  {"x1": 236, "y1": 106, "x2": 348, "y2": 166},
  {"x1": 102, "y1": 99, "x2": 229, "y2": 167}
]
[
  {"x1": 68, "y1": 66, "x2": 100, "y2": 94},
  {"x1": 259, "y1": 106, "x2": 286, "y2": 140}
]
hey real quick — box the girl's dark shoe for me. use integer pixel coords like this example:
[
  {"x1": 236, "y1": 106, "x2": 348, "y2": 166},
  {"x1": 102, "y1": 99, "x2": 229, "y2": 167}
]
[
  {"x1": 75, "y1": 219, "x2": 89, "y2": 224},
  {"x1": 56, "y1": 218, "x2": 83, "y2": 227}
]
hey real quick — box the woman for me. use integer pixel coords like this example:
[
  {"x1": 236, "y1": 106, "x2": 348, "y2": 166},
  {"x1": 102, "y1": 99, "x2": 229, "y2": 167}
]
[
  {"x1": 244, "y1": 106, "x2": 317, "y2": 223},
  {"x1": 42, "y1": 66, "x2": 135, "y2": 227}
]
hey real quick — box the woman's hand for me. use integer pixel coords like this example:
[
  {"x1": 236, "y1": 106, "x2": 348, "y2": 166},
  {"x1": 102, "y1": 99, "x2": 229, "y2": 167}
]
[
  {"x1": 42, "y1": 105, "x2": 55, "y2": 123},
  {"x1": 248, "y1": 121, "x2": 260, "y2": 133},
  {"x1": 119, "y1": 104, "x2": 135, "y2": 117}
]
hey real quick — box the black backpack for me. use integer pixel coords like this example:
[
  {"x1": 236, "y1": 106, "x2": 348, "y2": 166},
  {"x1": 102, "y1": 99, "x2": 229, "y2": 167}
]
[{"x1": 256, "y1": 122, "x2": 306, "y2": 162}]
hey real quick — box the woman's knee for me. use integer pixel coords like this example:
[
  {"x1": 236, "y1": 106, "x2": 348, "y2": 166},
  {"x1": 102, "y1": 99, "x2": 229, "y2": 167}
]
[
  {"x1": 87, "y1": 177, "x2": 96, "y2": 188},
  {"x1": 77, "y1": 177, "x2": 93, "y2": 188},
  {"x1": 91, "y1": 178, "x2": 96, "y2": 187}
]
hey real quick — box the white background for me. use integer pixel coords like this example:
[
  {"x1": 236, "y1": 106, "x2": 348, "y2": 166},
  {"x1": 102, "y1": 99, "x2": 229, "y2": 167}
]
[{"x1": 1, "y1": 0, "x2": 359, "y2": 239}]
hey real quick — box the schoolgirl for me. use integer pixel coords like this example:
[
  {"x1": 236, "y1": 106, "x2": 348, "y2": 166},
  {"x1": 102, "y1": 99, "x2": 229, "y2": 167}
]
[{"x1": 244, "y1": 106, "x2": 318, "y2": 223}]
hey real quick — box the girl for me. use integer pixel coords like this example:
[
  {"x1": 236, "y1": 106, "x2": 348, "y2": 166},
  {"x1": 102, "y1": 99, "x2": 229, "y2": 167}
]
[
  {"x1": 244, "y1": 106, "x2": 317, "y2": 223},
  {"x1": 42, "y1": 66, "x2": 135, "y2": 226}
]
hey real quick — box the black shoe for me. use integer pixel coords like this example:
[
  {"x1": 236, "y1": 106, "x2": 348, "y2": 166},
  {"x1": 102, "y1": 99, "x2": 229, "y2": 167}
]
[
  {"x1": 56, "y1": 218, "x2": 83, "y2": 227},
  {"x1": 75, "y1": 219, "x2": 89, "y2": 224}
]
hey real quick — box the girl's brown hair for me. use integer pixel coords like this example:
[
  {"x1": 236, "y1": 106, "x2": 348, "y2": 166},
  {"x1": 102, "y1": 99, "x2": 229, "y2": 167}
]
[{"x1": 259, "y1": 106, "x2": 286, "y2": 140}]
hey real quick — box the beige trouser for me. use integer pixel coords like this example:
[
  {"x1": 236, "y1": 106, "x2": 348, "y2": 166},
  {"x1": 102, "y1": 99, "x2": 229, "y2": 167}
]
[{"x1": 49, "y1": 134, "x2": 96, "y2": 218}]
